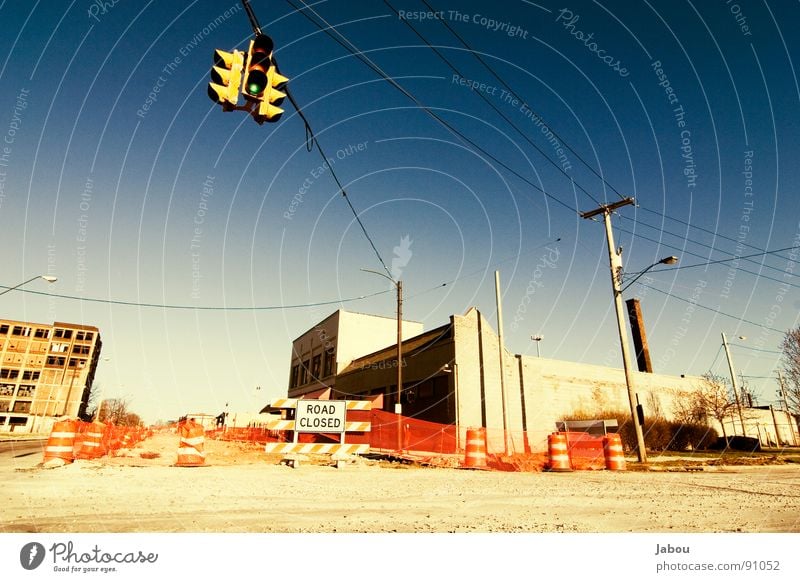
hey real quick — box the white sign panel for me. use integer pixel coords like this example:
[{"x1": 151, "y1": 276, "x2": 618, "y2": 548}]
[{"x1": 295, "y1": 400, "x2": 346, "y2": 433}]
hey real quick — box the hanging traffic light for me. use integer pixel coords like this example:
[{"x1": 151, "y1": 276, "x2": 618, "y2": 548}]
[
  {"x1": 208, "y1": 49, "x2": 244, "y2": 109},
  {"x1": 243, "y1": 34, "x2": 289, "y2": 124},
  {"x1": 254, "y1": 65, "x2": 288, "y2": 124},
  {"x1": 243, "y1": 34, "x2": 274, "y2": 100}
]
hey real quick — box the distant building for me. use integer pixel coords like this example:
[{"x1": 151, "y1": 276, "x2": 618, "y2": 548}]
[
  {"x1": 288, "y1": 307, "x2": 707, "y2": 450},
  {"x1": 286, "y1": 309, "x2": 423, "y2": 399},
  {"x1": 0, "y1": 318, "x2": 102, "y2": 433}
]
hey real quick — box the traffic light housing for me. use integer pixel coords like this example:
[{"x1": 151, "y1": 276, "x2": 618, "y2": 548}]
[
  {"x1": 208, "y1": 49, "x2": 244, "y2": 109},
  {"x1": 243, "y1": 35, "x2": 289, "y2": 124}
]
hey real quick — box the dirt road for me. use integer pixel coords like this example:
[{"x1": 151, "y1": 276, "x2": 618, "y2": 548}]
[{"x1": 2, "y1": 434, "x2": 799, "y2": 533}]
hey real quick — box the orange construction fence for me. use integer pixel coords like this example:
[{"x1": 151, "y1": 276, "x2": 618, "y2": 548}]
[{"x1": 43, "y1": 419, "x2": 151, "y2": 463}]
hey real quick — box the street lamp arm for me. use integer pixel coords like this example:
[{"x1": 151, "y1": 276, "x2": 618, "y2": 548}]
[
  {"x1": 0, "y1": 275, "x2": 58, "y2": 297},
  {"x1": 619, "y1": 256, "x2": 678, "y2": 294},
  {"x1": 360, "y1": 268, "x2": 397, "y2": 286}
]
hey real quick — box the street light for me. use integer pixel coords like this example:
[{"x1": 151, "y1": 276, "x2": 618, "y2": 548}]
[
  {"x1": 0, "y1": 274, "x2": 58, "y2": 297},
  {"x1": 619, "y1": 256, "x2": 678, "y2": 293},
  {"x1": 361, "y1": 268, "x2": 403, "y2": 452},
  {"x1": 531, "y1": 335, "x2": 543, "y2": 357},
  {"x1": 721, "y1": 333, "x2": 748, "y2": 436}
]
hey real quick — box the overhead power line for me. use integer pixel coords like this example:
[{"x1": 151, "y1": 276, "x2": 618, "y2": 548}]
[{"x1": 0, "y1": 285, "x2": 392, "y2": 311}]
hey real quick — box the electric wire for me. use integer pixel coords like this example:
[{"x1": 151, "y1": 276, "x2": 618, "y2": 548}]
[
  {"x1": 0, "y1": 286, "x2": 392, "y2": 311},
  {"x1": 285, "y1": 0, "x2": 580, "y2": 214}
]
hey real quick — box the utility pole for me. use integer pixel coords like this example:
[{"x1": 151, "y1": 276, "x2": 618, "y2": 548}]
[
  {"x1": 495, "y1": 271, "x2": 511, "y2": 455},
  {"x1": 580, "y1": 198, "x2": 647, "y2": 463},
  {"x1": 721, "y1": 332, "x2": 747, "y2": 436},
  {"x1": 396, "y1": 279, "x2": 403, "y2": 452},
  {"x1": 778, "y1": 370, "x2": 799, "y2": 445}
]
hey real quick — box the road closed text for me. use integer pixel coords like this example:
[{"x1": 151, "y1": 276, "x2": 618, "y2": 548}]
[{"x1": 295, "y1": 401, "x2": 346, "y2": 433}]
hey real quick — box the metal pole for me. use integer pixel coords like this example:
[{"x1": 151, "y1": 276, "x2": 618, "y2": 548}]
[
  {"x1": 778, "y1": 370, "x2": 798, "y2": 445},
  {"x1": 602, "y1": 210, "x2": 648, "y2": 463},
  {"x1": 495, "y1": 271, "x2": 511, "y2": 455},
  {"x1": 396, "y1": 280, "x2": 403, "y2": 452},
  {"x1": 721, "y1": 332, "x2": 747, "y2": 436}
]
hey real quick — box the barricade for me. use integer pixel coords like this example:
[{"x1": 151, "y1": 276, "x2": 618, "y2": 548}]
[
  {"x1": 264, "y1": 398, "x2": 371, "y2": 462},
  {"x1": 564, "y1": 431, "x2": 606, "y2": 470},
  {"x1": 546, "y1": 432, "x2": 572, "y2": 472},
  {"x1": 603, "y1": 433, "x2": 626, "y2": 471},
  {"x1": 463, "y1": 427, "x2": 487, "y2": 468},
  {"x1": 43, "y1": 419, "x2": 77, "y2": 465},
  {"x1": 176, "y1": 419, "x2": 206, "y2": 466},
  {"x1": 75, "y1": 421, "x2": 106, "y2": 459}
]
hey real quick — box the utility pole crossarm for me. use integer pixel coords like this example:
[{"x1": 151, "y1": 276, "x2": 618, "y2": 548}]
[{"x1": 579, "y1": 197, "x2": 635, "y2": 220}]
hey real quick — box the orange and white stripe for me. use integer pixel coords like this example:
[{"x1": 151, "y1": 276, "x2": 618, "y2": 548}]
[
  {"x1": 266, "y1": 419, "x2": 371, "y2": 432},
  {"x1": 264, "y1": 443, "x2": 369, "y2": 455}
]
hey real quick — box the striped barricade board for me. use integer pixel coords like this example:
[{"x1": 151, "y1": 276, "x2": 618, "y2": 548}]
[{"x1": 264, "y1": 398, "x2": 372, "y2": 458}]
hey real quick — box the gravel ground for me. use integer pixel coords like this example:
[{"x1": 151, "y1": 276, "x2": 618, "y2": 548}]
[{"x1": 2, "y1": 433, "x2": 799, "y2": 533}]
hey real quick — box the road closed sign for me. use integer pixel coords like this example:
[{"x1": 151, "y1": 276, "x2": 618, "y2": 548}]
[{"x1": 295, "y1": 400, "x2": 346, "y2": 433}]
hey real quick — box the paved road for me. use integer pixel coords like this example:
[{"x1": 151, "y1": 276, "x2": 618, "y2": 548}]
[{"x1": 0, "y1": 438, "x2": 46, "y2": 466}]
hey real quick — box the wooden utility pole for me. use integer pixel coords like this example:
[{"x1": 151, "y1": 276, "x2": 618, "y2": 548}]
[{"x1": 580, "y1": 198, "x2": 647, "y2": 463}]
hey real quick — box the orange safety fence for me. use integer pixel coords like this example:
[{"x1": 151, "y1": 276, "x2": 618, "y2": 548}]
[
  {"x1": 209, "y1": 408, "x2": 619, "y2": 472},
  {"x1": 68, "y1": 420, "x2": 151, "y2": 459}
]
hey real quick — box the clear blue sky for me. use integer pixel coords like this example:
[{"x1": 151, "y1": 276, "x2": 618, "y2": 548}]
[{"x1": 0, "y1": 0, "x2": 798, "y2": 423}]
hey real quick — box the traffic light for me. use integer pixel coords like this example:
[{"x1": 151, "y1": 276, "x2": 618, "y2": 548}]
[
  {"x1": 208, "y1": 49, "x2": 244, "y2": 109},
  {"x1": 243, "y1": 34, "x2": 289, "y2": 124},
  {"x1": 254, "y1": 65, "x2": 288, "y2": 124}
]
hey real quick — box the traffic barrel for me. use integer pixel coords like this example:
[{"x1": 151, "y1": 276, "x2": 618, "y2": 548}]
[
  {"x1": 603, "y1": 433, "x2": 626, "y2": 471},
  {"x1": 176, "y1": 419, "x2": 206, "y2": 467},
  {"x1": 43, "y1": 419, "x2": 77, "y2": 465},
  {"x1": 546, "y1": 432, "x2": 572, "y2": 472},
  {"x1": 75, "y1": 421, "x2": 106, "y2": 459},
  {"x1": 463, "y1": 427, "x2": 487, "y2": 469}
]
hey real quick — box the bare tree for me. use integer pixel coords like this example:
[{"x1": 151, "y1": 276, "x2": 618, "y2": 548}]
[
  {"x1": 781, "y1": 326, "x2": 800, "y2": 415},
  {"x1": 95, "y1": 397, "x2": 142, "y2": 427},
  {"x1": 695, "y1": 373, "x2": 738, "y2": 442}
]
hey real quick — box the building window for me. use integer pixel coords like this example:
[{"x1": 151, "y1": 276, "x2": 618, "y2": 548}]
[
  {"x1": 0, "y1": 369, "x2": 19, "y2": 379},
  {"x1": 12, "y1": 326, "x2": 31, "y2": 336},
  {"x1": 290, "y1": 365, "x2": 299, "y2": 388},
  {"x1": 17, "y1": 385, "x2": 35, "y2": 398},
  {"x1": 0, "y1": 384, "x2": 14, "y2": 397},
  {"x1": 46, "y1": 356, "x2": 66, "y2": 367},
  {"x1": 300, "y1": 360, "x2": 310, "y2": 385},
  {"x1": 34, "y1": 328, "x2": 50, "y2": 339},
  {"x1": 54, "y1": 329, "x2": 73, "y2": 339},
  {"x1": 22, "y1": 370, "x2": 40, "y2": 381},
  {"x1": 73, "y1": 345, "x2": 90, "y2": 355},
  {"x1": 0, "y1": 400, "x2": 10, "y2": 412},
  {"x1": 323, "y1": 349, "x2": 335, "y2": 378},
  {"x1": 0, "y1": 325, "x2": 8, "y2": 335},
  {"x1": 311, "y1": 355, "x2": 321, "y2": 379},
  {"x1": 12, "y1": 401, "x2": 31, "y2": 413},
  {"x1": 75, "y1": 331, "x2": 94, "y2": 341}
]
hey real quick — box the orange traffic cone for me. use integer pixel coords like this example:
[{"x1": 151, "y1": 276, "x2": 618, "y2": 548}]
[
  {"x1": 75, "y1": 421, "x2": 106, "y2": 459},
  {"x1": 176, "y1": 419, "x2": 206, "y2": 467},
  {"x1": 603, "y1": 433, "x2": 626, "y2": 471},
  {"x1": 546, "y1": 432, "x2": 572, "y2": 472},
  {"x1": 463, "y1": 427, "x2": 487, "y2": 469},
  {"x1": 43, "y1": 419, "x2": 77, "y2": 465}
]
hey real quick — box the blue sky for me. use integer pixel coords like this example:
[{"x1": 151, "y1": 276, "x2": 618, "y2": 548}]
[{"x1": 0, "y1": 0, "x2": 798, "y2": 423}]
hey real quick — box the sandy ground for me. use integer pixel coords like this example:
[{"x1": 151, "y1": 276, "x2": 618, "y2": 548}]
[{"x1": 2, "y1": 433, "x2": 799, "y2": 533}]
